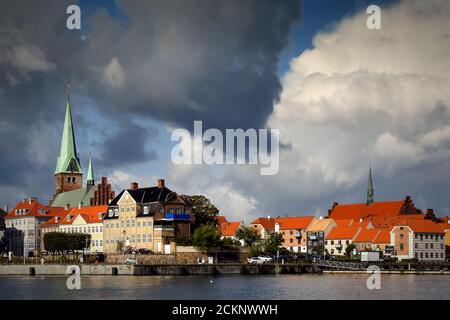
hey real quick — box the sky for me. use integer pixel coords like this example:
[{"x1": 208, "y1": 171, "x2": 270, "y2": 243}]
[{"x1": 0, "y1": 0, "x2": 449, "y2": 223}]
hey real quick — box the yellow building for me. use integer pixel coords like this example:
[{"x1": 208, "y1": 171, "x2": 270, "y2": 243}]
[{"x1": 103, "y1": 179, "x2": 192, "y2": 254}]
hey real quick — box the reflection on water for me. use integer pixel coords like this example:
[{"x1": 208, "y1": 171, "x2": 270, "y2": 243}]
[{"x1": 0, "y1": 274, "x2": 449, "y2": 300}]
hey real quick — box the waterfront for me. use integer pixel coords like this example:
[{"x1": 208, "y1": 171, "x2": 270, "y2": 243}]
[{"x1": 0, "y1": 274, "x2": 449, "y2": 300}]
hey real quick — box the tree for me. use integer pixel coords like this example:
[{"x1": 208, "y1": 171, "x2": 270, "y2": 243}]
[
  {"x1": 192, "y1": 224, "x2": 220, "y2": 251},
  {"x1": 345, "y1": 243, "x2": 356, "y2": 257},
  {"x1": 236, "y1": 226, "x2": 260, "y2": 247},
  {"x1": 180, "y1": 195, "x2": 219, "y2": 228},
  {"x1": 263, "y1": 233, "x2": 283, "y2": 254},
  {"x1": 43, "y1": 232, "x2": 91, "y2": 257}
]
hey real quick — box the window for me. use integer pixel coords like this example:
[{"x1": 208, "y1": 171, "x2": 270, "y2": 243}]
[
  {"x1": 143, "y1": 221, "x2": 146, "y2": 227},
  {"x1": 159, "y1": 208, "x2": 164, "y2": 214},
  {"x1": 68, "y1": 177, "x2": 71, "y2": 183},
  {"x1": 99, "y1": 226, "x2": 102, "y2": 232},
  {"x1": 186, "y1": 209, "x2": 190, "y2": 214},
  {"x1": 425, "y1": 243, "x2": 428, "y2": 249},
  {"x1": 415, "y1": 253, "x2": 418, "y2": 258},
  {"x1": 399, "y1": 234, "x2": 404, "y2": 239},
  {"x1": 430, "y1": 243, "x2": 433, "y2": 249},
  {"x1": 290, "y1": 231, "x2": 293, "y2": 235},
  {"x1": 430, "y1": 253, "x2": 433, "y2": 258},
  {"x1": 346, "y1": 240, "x2": 349, "y2": 245},
  {"x1": 143, "y1": 234, "x2": 147, "y2": 242},
  {"x1": 400, "y1": 227, "x2": 404, "y2": 230},
  {"x1": 425, "y1": 252, "x2": 428, "y2": 258},
  {"x1": 116, "y1": 223, "x2": 119, "y2": 228},
  {"x1": 331, "y1": 241, "x2": 334, "y2": 245},
  {"x1": 289, "y1": 239, "x2": 293, "y2": 243},
  {"x1": 415, "y1": 243, "x2": 418, "y2": 249},
  {"x1": 137, "y1": 234, "x2": 141, "y2": 243},
  {"x1": 137, "y1": 221, "x2": 140, "y2": 228},
  {"x1": 126, "y1": 207, "x2": 130, "y2": 212},
  {"x1": 121, "y1": 221, "x2": 124, "y2": 228},
  {"x1": 441, "y1": 244, "x2": 444, "y2": 249},
  {"x1": 132, "y1": 220, "x2": 135, "y2": 227},
  {"x1": 121, "y1": 208, "x2": 124, "y2": 213},
  {"x1": 131, "y1": 235, "x2": 135, "y2": 242},
  {"x1": 425, "y1": 234, "x2": 428, "y2": 239},
  {"x1": 400, "y1": 243, "x2": 404, "y2": 250},
  {"x1": 126, "y1": 220, "x2": 130, "y2": 228},
  {"x1": 420, "y1": 252, "x2": 423, "y2": 258},
  {"x1": 99, "y1": 240, "x2": 102, "y2": 246}
]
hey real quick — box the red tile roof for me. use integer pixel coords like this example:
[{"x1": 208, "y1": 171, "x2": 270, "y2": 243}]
[
  {"x1": 398, "y1": 220, "x2": 447, "y2": 233},
  {"x1": 250, "y1": 217, "x2": 277, "y2": 231},
  {"x1": 326, "y1": 226, "x2": 361, "y2": 240},
  {"x1": 219, "y1": 221, "x2": 241, "y2": 237},
  {"x1": 329, "y1": 201, "x2": 404, "y2": 220},
  {"x1": 5, "y1": 199, "x2": 65, "y2": 220},
  {"x1": 353, "y1": 228, "x2": 379, "y2": 243},
  {"x1": 372, "y1": 228, "x2": 390, "y2": 244},
  {"x1": 215, "y1": 216, "x2": 228, "y2": 225},
  {"x1": 41, "y1": 205, "x2": 108, "y2": 227},
  {"x1": 334, "y1": 219, "x2": 353, "y2": 227},
  {"x1": 275, "y1": 216, "x2": 314, "y2": 230}
]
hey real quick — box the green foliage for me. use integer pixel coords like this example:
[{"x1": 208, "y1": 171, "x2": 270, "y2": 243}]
[
  {"x1": 220, "y1": 237, "x2": 240, "y2": 248},
  {"x1": 43, "y1": 232, "x2": 91, "y2": 255},
  {"x1": 181, "y1": 195, "x2": 219, "y2": 228},
  {"x1": 235, "y1": 226, "x2": 260, "y2": 247},
  {"x1": 263, "y1": 233, "x2": 283, "y2": 254},
  {"x1": 345, "y1": 243, "x2": 357, "y2": 257},
  {"x1": 192, "y1": 224, "x2": 220, "y2": 251}
]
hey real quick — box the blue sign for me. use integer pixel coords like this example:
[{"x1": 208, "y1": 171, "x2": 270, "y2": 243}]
[{"x1": 165, "y1": 213, "x2": 191, "y2": 220}]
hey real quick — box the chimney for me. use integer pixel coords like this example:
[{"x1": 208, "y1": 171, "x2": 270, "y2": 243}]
[
  {"x1": 55, "y1": 217, "x2": 60, "y2": 223},
  {"x1": 23, "y1": 198, "x2": 27, "y2": 203},
  {"x1": 65, "y1": 204, "x2": 70, "y2": 210},
  {"x1": 360, "y1": 218, "x2": 363, "y2": 222},
  {"x1": 267, "y1": 215, "x2": 271, "y2": 220},
  {"x1": 4, "y1": 205, "x2": 8, "y2": 212},
  {"x1": 319, "y1": 216, "x2": 323, "y2": 220},
  {"x1": 131, "y1": 182, "x2": 139, "y2": 190},
  {"x1": 157, "y1": 179, "x2": 165, "y2": 189},
  {"x1": 78, "y1": 202, "x2": 83, "y2": 209}
]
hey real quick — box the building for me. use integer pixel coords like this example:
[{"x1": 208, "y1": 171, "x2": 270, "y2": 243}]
[
  {"x1": 4, "y1": 198, "x2": 64, "y2": 256},
  {"x1": 306, "y1": 217, "x2": 336, "y2": 254},
  {"x1": 325, "y1": 226, "x2": 361, "y2": 256},
  {"x1": 275, "y1": 216, "x2": 314, "y2": 253},
  {"x1": 41, "y1": 205, "x2": 108, "y2": 253},
  {"x1": 51, "y1": 86, "x2": 114, "y2": 208},
  {"x1": 249, "y1": 217, "x2": 276, "y2": 240},
  {"x1": 0, "y1": 208, "x2": 6, "y2": 241},
  {"x1": 103, "y1": 179, "x2": 193, "y2": 254},
  {"x1": 390, "y1": 220, "x2": 446, "y2": 261},
  {"x1": 371, "y1": 228, "x2": 392, "y2": 254},
  {"x1": 218, "y1": 219, "x2": 242, "y2": 244},
  {"x1": 353, "y1": 228, "x2": 380, "y2": 252}
]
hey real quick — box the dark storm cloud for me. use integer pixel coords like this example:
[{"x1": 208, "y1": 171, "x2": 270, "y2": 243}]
[
  {"x1": 0, "y1": 0, "x2": 300, "y2": 205},
  {"x1": 96, "y1": 123, "x2": 158, "y2": 168}
]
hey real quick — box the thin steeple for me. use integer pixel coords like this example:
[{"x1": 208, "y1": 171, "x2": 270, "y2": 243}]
[
  {"x1": 55, "y1": 84, "x2": 82, "y2": 174},
  {"x1": 367, "y1": 164, "x2": 374, "y2": 205},
  {"x1": 87, "y1": 152, "x2": 95, "y2": 186}
]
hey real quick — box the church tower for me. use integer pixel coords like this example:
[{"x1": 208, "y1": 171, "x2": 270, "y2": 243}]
[
  {"x1": 53, "y1": 85, "x2": 83, "y2": 199},
  {"x1": 366, "y1": 164, "x2": 374, "y2": 206}
]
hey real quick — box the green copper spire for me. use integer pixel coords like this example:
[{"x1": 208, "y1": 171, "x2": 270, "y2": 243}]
[
  {"x1": 54, "y1": 85, "x2": 82, "y2": 174},
  {"x1": 87, "y1": 153, "x2": 95, "y2": 186},
  {"x1": 367, "y1": 164, "x2": 374, "y2": 205}
]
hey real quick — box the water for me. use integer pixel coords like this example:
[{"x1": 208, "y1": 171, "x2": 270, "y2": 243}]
[{"x1": 0, "y1": 274, "x2": 448, "y2": 300}]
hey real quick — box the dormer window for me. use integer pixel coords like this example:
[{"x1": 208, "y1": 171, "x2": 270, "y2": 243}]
[
  {"x1": 98, "y1": 213, "x2": 103, "y2": 220},
  {"x1": 143, "y1": 206, "x2": 149, "y2": 215}
]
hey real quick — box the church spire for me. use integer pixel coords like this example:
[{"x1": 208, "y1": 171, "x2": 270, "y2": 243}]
[
  {"x1": 55, "y1": 84, "x2": 82, "y2": 174},
  {"x1": 87, "y1": 152, "x2": 95, "y2": 186},
  {"x1": 367, "y1": 164, "x2": 374, "y2": 205}
]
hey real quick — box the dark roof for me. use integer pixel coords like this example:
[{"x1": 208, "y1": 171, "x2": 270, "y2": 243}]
[{"x1": 109, "y1": 187, "x2": 177, "y2": 206}]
